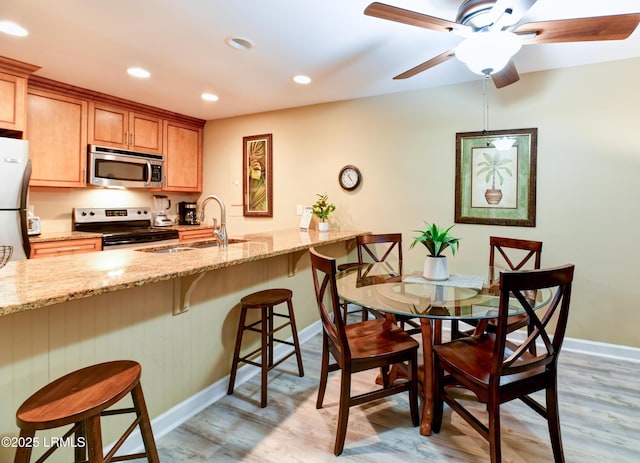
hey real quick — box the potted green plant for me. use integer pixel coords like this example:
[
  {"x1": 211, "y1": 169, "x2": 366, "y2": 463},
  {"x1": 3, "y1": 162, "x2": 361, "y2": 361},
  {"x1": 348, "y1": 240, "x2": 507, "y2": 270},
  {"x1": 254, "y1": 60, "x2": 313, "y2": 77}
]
[
  {"x1": 312, "y1": 193, "x2": 336, "y2": 232},
  {"x1": 410, "y1": 221, "x2": 460, "y2": 280}
]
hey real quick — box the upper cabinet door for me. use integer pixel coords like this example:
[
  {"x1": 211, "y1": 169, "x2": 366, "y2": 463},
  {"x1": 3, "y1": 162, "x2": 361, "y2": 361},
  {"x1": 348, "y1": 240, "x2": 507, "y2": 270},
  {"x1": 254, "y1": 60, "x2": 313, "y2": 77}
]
[
  {"x1": 163, "y1": 120, "x2": 202, "y2": 192},
  {"x1": 0, "y1": 72, "x2": 27, "y2": 133},
  {"x1": 129, "y1": 111, "x2": 162, "y2": 153},
  {"x1": 27, "y1": 88, "x2": 88, "y2": 187},
  {"x1": 88, "y1": 102, "x2": 162, "y2": 154}
]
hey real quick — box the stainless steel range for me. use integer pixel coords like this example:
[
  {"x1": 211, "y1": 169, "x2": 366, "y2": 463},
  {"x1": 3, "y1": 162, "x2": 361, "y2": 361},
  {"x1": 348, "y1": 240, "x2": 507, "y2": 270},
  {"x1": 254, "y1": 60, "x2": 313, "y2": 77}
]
[{"x1": 73, "y1": 207, "x2": 179, "y2": 250}]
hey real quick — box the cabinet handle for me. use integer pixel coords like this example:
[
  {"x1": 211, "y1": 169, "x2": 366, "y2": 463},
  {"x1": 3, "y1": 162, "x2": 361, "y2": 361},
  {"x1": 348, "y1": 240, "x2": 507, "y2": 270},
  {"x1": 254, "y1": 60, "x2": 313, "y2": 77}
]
[{"x1": 130, "y1": 132, "x2": 134, "y2": 146}]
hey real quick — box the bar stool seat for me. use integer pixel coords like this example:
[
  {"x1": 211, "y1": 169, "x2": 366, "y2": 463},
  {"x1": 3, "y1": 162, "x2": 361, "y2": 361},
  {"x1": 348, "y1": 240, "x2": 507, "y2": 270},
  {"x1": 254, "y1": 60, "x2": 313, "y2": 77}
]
[
  {"x1": 14, "y1": 360, "x2": 159, "y2": 463},
  {"x1": 227, "y1": 288, "x2": 304, "y2": 407}
]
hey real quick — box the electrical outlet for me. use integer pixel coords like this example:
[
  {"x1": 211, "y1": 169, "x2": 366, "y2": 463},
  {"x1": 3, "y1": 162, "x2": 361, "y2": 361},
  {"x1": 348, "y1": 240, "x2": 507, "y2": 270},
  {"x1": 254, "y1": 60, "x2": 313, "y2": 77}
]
[{"x1": 296, "y1": 204, "x2": 303, "y2": 215}]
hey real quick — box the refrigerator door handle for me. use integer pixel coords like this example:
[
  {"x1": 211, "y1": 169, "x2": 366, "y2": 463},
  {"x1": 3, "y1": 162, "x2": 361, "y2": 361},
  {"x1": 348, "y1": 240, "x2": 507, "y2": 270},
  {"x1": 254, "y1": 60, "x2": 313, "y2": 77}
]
[{"x1": 19, "y1": 160, "x2": 32, "y2": 259}]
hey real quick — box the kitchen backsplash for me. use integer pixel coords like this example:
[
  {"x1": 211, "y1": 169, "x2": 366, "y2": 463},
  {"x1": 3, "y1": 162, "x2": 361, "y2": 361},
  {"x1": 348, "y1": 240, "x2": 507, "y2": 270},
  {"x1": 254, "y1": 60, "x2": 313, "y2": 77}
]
[{"x1": 28, "y1": 188, "x2": 199, "y2": 233}]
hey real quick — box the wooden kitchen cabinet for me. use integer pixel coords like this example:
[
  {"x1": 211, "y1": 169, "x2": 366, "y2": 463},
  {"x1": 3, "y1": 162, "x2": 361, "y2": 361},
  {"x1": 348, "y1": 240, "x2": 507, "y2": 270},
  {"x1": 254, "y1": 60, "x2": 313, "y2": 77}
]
[
  {"x1": 163, "y1": 119, "x2": 203, "y2": 192},
  {"x1": 88, "y1": 101, "x2": 163, "y2": 154},
  {"x1": 27, "y1": 88, "x2": 88, "y2": 187},
  {"x1": 30, "y1": 238, "x2": 102, "y2": 258},
  {"x1": 178, "y1": 228, "x2": 214, "y2": 242},
  {"x1": 0, "y1": 72, "x2": 27, "y2": 133},
  {"x1": 0, "y1": 56, "x2": 39, "y2": 135}
]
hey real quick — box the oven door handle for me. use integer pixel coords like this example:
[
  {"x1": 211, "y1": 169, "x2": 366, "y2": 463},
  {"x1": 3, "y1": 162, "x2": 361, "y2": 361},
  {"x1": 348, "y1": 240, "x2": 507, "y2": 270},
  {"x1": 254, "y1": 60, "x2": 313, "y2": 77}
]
[{"x1": 146, "y1": 161, "x2": 152, "y2": 185}]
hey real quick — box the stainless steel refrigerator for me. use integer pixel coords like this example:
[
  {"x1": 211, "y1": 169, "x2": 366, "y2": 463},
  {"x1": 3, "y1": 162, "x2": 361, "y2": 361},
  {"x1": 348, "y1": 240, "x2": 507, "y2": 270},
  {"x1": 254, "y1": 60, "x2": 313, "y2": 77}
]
[{"x1": 0, "y1": 137, "x2": 31, "y2": 261}]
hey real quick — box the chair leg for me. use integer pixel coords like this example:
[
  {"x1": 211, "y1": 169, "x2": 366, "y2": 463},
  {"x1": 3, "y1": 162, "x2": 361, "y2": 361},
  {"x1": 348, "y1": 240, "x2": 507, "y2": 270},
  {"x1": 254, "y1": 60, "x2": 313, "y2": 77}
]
[
  {"x1": 334, "y1": 368, "x2": 351, "y2": 456},
  {"x1": 227, "y1": 306, "x2": 248, "y2": 395},
  {"x1": 84, "y1": 413, "x2": 104, "y2": 462},
  {"x1": 342, "y1": 301, "x2": 349, "y2": 323},
  {"x1": 286, "y1": 298, "x2": 305, "y2": 377},
  {"x1": 432, "y1": 362, "x2": 444, "y2": 434},
  {"x1": 409, "y1": 355, "x2": 419, "y2": 427},
  {"x1": 546, "y1": 376, "x2": 565, "y2": 463},
  {"x1": 12, "y1": 429, "x2": 35, "y2": 463},
  {"x1": 316, "y1": 333, "x2": 329, "y2": 409},
  {"x1": 75, "y1": 421, "x2": 87, "y2": 462},
  {"x1": 487, "y1": 400, "x2": 502, "y2": 463},
  {"x1": 131, "y1": 382, "x2": 161, "y2": 463},
  {"x1": 450, "y1": 319, "x2": 460, "y2": 340},
  {"x1": 260, "y1": 305, "x2": 269, "y2": 408}
]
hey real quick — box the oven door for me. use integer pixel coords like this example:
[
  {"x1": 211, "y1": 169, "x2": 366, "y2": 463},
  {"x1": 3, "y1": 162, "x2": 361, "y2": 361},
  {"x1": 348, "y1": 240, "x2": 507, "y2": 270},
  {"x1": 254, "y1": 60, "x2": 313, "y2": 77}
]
[{"x1": 88, "y1": 150, "x2": 163, "y2": 188}]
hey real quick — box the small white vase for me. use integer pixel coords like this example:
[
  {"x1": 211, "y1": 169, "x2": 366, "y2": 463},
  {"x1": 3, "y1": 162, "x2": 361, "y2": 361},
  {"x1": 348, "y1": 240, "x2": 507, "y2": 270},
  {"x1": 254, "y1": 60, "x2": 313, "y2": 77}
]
[
  {"x1": 423, "y1": 256, "x2": 449, "y2": 281},
  {"x1": 318, "y1": 222, "x2": 329, "y2": 232}
]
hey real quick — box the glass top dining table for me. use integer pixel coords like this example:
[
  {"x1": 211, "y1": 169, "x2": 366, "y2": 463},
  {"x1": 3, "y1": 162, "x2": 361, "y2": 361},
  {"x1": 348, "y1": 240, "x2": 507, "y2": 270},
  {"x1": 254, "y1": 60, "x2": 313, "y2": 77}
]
[{"x1": 336, "y1": 261, "x2": 550, "y2": 436}]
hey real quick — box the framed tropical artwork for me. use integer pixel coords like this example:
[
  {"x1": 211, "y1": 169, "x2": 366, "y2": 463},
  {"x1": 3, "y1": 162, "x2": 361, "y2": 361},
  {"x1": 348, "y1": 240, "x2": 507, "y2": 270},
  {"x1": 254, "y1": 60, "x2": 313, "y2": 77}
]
[
  {"x1": 243, "y1": 133, "x2": 273, "y2": 217},
  {"x1": 455, "y1": 128, "x2": 537, "y2": 227}
]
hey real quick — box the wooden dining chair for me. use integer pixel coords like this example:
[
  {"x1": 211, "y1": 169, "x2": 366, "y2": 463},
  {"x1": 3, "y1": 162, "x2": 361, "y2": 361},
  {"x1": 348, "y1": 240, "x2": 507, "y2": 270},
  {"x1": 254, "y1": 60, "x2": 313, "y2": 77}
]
[
  {"x1": 432, "y1": 264, "x2": 575, "y2": 463},
  {"x1": 338, "y1": 233, "x2": 403, "y2": 322},
  {"x1": 309, "y1": 247, "x2": 419, "y2": 455},
  {"x1": 451, "y1": 236, "x2": 543, "y2": 344}
]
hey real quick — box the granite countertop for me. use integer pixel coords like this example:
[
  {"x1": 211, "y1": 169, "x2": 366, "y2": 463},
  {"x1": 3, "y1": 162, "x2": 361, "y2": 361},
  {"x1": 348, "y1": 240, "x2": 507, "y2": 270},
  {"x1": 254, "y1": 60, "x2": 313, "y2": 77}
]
[
  {"x1": 29, "y1": 231, "x2": 103, "y2": 243},
  {"x1": 0, "y1": 228, "x2": 362, "y2": 317}
]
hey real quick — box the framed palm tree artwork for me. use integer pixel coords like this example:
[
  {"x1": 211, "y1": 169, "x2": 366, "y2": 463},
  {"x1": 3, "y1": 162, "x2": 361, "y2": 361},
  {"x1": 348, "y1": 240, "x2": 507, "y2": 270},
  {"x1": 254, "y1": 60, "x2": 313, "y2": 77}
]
[
  {"x1": 455, "y1": 128, "x2": 537, "y2": 227},
  {"x1": 243, "y1": 133, "x2": 273, "y2": 217}
]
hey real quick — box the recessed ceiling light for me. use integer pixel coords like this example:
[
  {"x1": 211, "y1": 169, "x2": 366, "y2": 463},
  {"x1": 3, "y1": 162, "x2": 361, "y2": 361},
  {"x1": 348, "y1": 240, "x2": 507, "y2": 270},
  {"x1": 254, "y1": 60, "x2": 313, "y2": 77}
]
[
  {"x1": 127, "y1": 67, "x2": 151, "y2": 78},
  {"x1": 225, "y1": 36, "x2": 254, "y2": 50},
  {"x1": 0, "y1": 20, "x2": 28, "y2": 37},
  {"x1": 201, "y1": 93, "x2": 219, "y2": 102},
  {"x1": 293, "y1": 75, "x2": 312, "y2": 85}
]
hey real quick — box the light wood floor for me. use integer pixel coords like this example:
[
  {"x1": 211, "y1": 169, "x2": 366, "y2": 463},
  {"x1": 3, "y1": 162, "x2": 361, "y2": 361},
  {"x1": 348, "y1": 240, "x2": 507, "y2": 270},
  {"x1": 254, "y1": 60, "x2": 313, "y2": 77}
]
[{"x1": 144, "y1": 331, "x2": 640, "y2": 462}]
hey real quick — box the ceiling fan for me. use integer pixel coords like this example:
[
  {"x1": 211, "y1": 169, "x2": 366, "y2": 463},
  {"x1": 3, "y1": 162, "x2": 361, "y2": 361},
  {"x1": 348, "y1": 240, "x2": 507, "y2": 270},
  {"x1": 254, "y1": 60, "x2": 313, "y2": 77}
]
[{"x1": 365, "y1": 0, "x2": 640, "y2": 88}]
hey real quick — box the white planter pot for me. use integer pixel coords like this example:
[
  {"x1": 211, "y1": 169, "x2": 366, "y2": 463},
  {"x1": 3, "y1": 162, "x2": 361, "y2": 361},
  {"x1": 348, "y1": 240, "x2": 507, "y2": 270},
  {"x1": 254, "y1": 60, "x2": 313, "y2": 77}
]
[
  {"x1": 318, "y1": 222, "x2": 329, "y2": 232},
  {"x1": 423, "y1": 256, "x2": 449, "y2": 281}
]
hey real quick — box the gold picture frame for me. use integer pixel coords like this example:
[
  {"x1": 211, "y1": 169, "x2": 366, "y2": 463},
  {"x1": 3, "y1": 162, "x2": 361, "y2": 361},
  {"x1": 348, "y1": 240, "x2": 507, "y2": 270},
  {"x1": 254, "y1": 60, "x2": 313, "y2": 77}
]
[
  {"x1": 455, "y1": 128, "x2": 537, "y2": 227},
  {"x1": 243, "y1": 133, "x2": 273, "y2": 217}
]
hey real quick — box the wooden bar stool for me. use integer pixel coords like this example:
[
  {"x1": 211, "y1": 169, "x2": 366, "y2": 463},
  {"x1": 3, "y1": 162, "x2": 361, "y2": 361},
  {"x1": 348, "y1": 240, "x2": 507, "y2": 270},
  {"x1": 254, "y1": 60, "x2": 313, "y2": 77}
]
[
  {"x1": 227, "y1": 288, "x2": 304, "y2": 407},
  {"x1": 14, "y1": 360, "x2": 159, "y2": 463}
]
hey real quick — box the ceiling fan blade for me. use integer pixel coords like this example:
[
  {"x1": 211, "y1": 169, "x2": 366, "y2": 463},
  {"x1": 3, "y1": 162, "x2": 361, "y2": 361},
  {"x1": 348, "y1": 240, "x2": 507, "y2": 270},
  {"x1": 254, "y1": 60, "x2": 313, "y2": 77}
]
[
  {"x1": 491, "y1": 60, "x2": 520, "y2": 88},
  {"x1": 488, "y1": 0, "x2": 539, "y2": 29},
  {"x1": 393, "y1": 49, "x2": 456, "y2": 80},
  {"x1": 516, "y1": 14, "x2": 640, "y2": 44},
  {"x1": 365, "y1": 2, "x2": 471, "y2": 34}
]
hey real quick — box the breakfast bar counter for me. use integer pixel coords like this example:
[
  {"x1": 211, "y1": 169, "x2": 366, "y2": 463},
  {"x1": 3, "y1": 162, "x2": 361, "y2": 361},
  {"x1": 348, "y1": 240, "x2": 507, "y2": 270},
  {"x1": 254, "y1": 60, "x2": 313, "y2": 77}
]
[
  {"x1": 0, "y1": 227, "x2": 361, "y2": 460},
  {"x1": 0, "y1": 228, "x2": 362, "y2": 316}
]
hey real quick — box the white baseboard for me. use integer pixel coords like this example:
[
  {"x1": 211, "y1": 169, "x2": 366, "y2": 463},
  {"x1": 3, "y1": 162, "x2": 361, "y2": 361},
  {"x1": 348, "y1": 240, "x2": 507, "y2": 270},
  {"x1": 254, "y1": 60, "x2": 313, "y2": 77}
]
[{"x1": 114, "y1": 318, "x2": 639, "y2": 455}]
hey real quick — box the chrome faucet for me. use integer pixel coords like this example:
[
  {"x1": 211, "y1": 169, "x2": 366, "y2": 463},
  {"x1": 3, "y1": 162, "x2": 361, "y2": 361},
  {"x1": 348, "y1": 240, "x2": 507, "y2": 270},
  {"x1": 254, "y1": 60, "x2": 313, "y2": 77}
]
[{"x1": 198, "y1": 195, "x2": 228, "y2": 248}]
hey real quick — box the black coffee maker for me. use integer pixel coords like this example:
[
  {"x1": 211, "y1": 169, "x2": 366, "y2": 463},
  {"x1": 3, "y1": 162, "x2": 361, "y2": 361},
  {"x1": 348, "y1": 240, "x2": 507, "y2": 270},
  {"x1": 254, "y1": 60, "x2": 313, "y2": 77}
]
[{"x1": 178, "y1": 201, "x2": 199, "y2": 225}]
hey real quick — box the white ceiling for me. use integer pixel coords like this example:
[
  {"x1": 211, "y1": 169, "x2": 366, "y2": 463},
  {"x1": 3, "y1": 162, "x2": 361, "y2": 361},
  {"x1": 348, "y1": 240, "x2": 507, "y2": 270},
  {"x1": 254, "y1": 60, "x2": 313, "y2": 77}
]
[{"x1": 2, "y1": 0, "x2": 639, "y2": 120}]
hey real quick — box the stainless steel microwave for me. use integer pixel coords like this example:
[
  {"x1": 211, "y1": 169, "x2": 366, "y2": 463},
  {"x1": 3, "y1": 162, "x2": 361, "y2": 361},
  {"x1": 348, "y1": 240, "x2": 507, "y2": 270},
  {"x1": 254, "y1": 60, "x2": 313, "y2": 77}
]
[{"x1": 88, "y1": 145, "x2": 164, "y2": 188}]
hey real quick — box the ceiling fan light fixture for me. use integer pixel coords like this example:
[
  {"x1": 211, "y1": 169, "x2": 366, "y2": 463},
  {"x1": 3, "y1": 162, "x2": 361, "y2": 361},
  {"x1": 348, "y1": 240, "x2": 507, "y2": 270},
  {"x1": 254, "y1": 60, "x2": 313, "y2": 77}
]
[{"x1": 455, "y1": 31, "x2": 521, "y2": 75}]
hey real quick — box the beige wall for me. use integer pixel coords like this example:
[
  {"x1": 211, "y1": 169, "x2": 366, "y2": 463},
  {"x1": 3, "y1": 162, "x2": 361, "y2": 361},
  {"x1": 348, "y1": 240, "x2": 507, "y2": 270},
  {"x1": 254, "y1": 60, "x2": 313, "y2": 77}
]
[{"x1": 202, "y1": 57, "x2": 640, "y2": 348}]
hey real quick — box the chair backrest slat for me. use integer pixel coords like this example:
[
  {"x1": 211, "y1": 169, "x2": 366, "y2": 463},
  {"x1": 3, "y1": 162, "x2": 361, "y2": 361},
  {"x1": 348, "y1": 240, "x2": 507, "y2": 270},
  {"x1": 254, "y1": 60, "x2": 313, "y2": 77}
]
[
  {"x1": 495, "y1": 265, "x2": 574, "y2": 379},
  {"x1": 489, "y1": 236, "x2": 542, "y2": 273},
  {"x1": 310, "y1": 247, "x2": 350, "y2": 360},
  {"x1": 356, "y1": 233, "x2": 403, "y2": 274}
]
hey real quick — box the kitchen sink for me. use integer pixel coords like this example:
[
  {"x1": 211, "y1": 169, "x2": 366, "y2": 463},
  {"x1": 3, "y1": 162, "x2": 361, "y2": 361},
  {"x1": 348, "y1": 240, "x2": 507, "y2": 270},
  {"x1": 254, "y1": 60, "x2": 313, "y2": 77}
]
[
  {"x1": 188, "y1": 238, "x2": 248, "y2": 248},
  {"x1": 136, "y1": 238, "x2": 248, "y2": 254},
  {"x1": 142, "y1": 246, "x2": 195, "y2": 254}
]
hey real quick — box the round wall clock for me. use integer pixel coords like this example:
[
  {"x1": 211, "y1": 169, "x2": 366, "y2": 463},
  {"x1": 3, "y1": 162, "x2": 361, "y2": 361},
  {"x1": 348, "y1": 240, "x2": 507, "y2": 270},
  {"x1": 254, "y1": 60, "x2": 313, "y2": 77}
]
[{"x1": 338, "y1": 165, "x2": 362, "y2": 191}]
